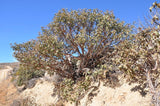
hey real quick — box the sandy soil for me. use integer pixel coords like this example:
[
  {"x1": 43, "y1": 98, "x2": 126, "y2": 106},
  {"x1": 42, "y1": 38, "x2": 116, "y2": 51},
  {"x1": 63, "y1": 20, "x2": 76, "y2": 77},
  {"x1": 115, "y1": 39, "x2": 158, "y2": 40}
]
[
  {"x1": 20, "y1": 78, "x2": 58, "y2": 106},
  {"x1": 21, "y1": 79, "x2": 151, "y2": 106},
  {"x1": 0, "y1": 78, "x2": 19, "y2": 106},
  {"x1": 0, "y1": 66, "x2": 19, "y2": 106},
  {"x1": 88, "y1": 82, "x2": 151, "y2": 106},
  {"x1": 64, "y1": 82, "x2": 151, "y2": 106},
  {"x1": 0, "y1": 66, "x2": 152, "y2": 106},
  {"x1": 0, "y1": 66, "x2": 12, "y2": 83}
]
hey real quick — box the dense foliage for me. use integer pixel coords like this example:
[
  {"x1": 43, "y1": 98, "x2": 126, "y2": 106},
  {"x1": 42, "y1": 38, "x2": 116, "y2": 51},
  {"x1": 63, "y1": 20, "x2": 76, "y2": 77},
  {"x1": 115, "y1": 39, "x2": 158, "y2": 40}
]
[
  {"x1": 11, "y1": 9, "x2": 132, "y2": 80},
  {"x1": 13, "y1": 66, "x2": 45, "y2": 86},
  {"x1": 11, "y1": 4, "x2": 160, "y2": 105},
  {"x1": 113, "y1": 2, "x2": 160, "y2": 105}
]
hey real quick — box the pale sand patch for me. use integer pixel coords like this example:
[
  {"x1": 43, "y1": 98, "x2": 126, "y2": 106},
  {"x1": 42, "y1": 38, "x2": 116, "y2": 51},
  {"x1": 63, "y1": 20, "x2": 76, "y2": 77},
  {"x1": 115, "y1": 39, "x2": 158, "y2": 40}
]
[
  {"x1": 20, "y1": 78, "x2": 152, "y2": 106},
  {"x1": 0, "y1": 78, "x2": 19, "y2": 106},
  {"x1": 65, "y1": 82, "x2": 151, "y2": 106},
  {"x1": 88, "y1": 82, "x2": 151, "y2": 106},
  {"x1": 0, "y1": 66, "x2": 12, "y2": 83},
  {"x1": 20, "y1": 78, "x2": 58, "y2": 106}
]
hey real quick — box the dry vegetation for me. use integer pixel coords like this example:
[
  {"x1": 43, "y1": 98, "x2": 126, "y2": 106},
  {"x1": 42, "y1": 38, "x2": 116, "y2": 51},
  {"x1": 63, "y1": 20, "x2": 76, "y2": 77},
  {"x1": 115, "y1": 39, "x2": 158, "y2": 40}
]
[{"x1": 0, "y1": 62, "x2": 19, "y2": 69}]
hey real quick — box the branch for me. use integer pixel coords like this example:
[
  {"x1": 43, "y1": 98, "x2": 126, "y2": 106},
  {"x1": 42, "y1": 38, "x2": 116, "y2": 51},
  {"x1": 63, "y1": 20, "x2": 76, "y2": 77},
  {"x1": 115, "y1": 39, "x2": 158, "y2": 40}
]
[
  {"x1": 146, "y1": 69, "x2": 155, "y2": 94},
  {"x1": 152, "y1": 53, "x2": 159, "y2": 71}
]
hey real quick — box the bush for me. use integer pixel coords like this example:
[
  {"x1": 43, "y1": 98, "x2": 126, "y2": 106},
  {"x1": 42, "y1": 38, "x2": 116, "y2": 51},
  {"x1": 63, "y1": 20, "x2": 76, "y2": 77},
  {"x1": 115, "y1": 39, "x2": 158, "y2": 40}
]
[
  {"x1": 11, "y1": 9, "x2": 132, "y2": 80},
  {"x1": 114, "y1": 2, "x2": 160, "y2": 105},
  {"x1": 56, "y1": 68, "x2": 104, "y2": 104},
  {"x1": 11, "y1": 98, "x2": 37, "y2": 106},
  {"x1": 13, "y1": 66, "x2": 44, "y2": 86}
]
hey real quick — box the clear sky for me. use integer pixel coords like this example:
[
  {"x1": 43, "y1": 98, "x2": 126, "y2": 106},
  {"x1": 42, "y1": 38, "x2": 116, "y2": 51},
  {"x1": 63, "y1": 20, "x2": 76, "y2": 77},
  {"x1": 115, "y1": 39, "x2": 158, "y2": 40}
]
[{"x1": 0, "y1": 0, "x2": 156, "y2": 63}]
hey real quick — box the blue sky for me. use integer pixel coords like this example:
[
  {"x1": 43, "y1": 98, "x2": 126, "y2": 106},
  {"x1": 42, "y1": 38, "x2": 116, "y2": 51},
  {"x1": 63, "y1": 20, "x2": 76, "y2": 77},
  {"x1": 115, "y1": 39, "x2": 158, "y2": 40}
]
[{"x1": 0, "y1": 0, "x2": 156, "y2": 63}]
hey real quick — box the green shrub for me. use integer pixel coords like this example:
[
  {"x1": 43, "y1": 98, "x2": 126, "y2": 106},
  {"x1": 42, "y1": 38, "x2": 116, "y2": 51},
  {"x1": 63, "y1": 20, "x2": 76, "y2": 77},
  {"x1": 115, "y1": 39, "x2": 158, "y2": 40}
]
[
  {"x1": 113, "y1": 2, "x2": 160, "y2": 105},
  {"x1": 13, "y1": 66, "x2": 45, "y2": 86},
  {"x1": 55, "y1": 67, "x2": 105, "y2": 103}
]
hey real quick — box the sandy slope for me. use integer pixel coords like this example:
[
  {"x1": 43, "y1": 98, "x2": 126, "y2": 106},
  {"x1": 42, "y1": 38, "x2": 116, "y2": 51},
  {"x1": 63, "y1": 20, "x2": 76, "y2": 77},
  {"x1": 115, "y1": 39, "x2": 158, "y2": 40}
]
[
  {"x1": 0, "y1": 78, "x2": 19, "y2": 106},
  {"x1": 0, "y1": 66, "x2": 152, "y2": 106},
  {"x1": 88, "y1": 82, "x2": 151, "y2": 106},
  {"x1": 20, "y1": 78, "x2": 58, "y2": 105},
  {"x1": 21, "y1": 79, "x2": 151, "y2": 106},
  {"x1": 0, "y1": 66, "x2": 12, "y2": 83},
  {"x1": 64, "y1": 82, "x2": 151, "y2": 106},
  {"x1": 0, "y1": 66, "x2": 19, "y2": 106}
]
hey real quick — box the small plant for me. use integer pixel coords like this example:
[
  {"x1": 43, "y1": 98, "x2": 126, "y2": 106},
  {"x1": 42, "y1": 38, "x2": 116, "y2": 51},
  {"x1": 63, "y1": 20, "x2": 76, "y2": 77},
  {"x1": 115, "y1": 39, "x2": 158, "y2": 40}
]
[
  {"x1": 55, "y1": 67, "x2": 106, "y2": 104},
  {"x1": 13, "y1": 65, "x2": 44, "y2": 86},
  {"x1": 12, "y1": 98, "x2": 37, "y2": 106},
  {"x1": 21, "y1": 97, "x2": 37, "y2": 106}
]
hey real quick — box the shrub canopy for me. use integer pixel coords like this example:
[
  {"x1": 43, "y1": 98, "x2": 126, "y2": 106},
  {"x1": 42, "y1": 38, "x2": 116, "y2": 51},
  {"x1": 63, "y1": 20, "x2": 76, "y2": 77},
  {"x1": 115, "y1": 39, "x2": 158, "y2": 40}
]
[
  {"x1": 11, "y1": 9, "x2": 132, "y2": 79},
  {"x1": 114, "y1": 3, "x2": 160, "y2": 105}
]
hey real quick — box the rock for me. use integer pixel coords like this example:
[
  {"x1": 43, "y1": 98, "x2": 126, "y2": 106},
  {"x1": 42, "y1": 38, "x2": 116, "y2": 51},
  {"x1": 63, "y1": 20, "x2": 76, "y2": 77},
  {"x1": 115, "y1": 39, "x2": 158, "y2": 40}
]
[
  {"x1": 17, "y1": 85, "x2": 26, "y2": 92},
  {"x1": 10, "y1": 100, "x2": 21, "y2": 106},
  {"x1": 25, "y1": 78, "x2": 37, "y2": 89}
]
